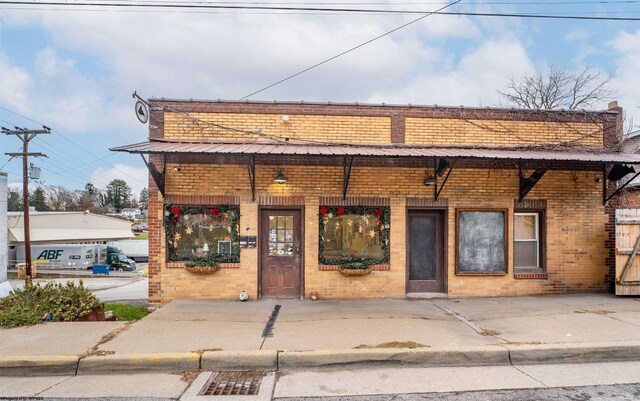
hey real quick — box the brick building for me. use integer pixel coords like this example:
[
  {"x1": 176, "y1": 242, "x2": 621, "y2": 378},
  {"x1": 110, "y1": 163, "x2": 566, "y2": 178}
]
[{"x1": 113, "y1": 99, "x2": 640, "y2": 303}]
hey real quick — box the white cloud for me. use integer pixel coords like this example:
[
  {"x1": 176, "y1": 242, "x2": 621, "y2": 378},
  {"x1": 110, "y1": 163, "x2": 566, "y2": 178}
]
[
  {"x1": 0, "y1": 51, "x2": 32, "y2": 111},
  {"x1": 564, "y1": 29, "x2": 590, "y2": 42},
  {"x1": 0, "y1": 8, "x2": 484, "y2": 104},
  {"x1": 90, "y1": 164, "x2": 148, "y2": 198},
  {"x1": 369, "y1": 38, "x2": 535, "y2": 106},
  {"x1": 0, "y1": 46, "x2": 114, "y2": 133},
  {"x1": 609, "y1": 29, "x2": 640, "y2": 132}
]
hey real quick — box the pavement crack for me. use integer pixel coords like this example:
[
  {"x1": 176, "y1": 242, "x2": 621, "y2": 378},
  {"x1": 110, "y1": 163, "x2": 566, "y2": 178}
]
[
  {"x1": 79, "y1": 322, "x2": 132, "y2": 359},
  {"x1": 498, "y1": 343, "x2": 549, "y2": 389},
  {"x1": 33, "y1": 375, "x2": 75, "y2": 396},
  {"x1": 511, "y1": 364, "x2": 549, "y2": 388},
  {"x1": 433, "y1": 303, "x2": 490, "y2": 336},
  {"x1": 605, "y1": 314, "x2": 640, "y2": 328}
]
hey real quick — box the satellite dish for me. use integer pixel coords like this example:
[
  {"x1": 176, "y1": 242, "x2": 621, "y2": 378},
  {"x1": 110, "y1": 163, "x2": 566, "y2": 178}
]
[{"x1": 135, "y1": 100, "x2": 149, "y2": 124}]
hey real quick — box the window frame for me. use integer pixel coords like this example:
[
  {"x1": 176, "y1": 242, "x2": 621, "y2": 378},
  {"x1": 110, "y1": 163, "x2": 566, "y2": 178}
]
[
  {"x1": 164, "y1": 204, "x2": 240, "y2": 264},
  {"x1": 318, "y1": 206, "x2": 390, "y2": 267},
  {"x1": 513, "y1": 209, "x2": 546, "y2": 273}
]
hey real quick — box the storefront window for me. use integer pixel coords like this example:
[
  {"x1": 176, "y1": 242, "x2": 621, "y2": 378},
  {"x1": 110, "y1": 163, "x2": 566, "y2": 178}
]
[
  {"x1": 318, "y1": 206, "x2": 390, "y2": 266},
  {"x1": 165, "y1": 205, "x2": 240, "y2": 263}
]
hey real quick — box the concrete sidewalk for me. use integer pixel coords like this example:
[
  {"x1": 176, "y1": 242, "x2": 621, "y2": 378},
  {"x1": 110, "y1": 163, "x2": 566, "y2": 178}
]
[{"x1": 3, "y1": 293, "x2": 640, "y2": 375}]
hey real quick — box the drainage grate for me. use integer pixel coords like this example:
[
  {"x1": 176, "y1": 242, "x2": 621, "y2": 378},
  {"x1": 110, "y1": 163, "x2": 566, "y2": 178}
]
[{"x1": 199, "y1": 371, "x2": 265, "y2": 396}]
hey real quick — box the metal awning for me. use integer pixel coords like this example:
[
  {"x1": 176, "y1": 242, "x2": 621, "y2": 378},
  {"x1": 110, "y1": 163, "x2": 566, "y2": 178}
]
[
  {"x1": 111, "y1": 139, "x2": 640, "y2": 204},
  {"x1": 111, "y1": 139, "x2": 640, "y2": 164}
]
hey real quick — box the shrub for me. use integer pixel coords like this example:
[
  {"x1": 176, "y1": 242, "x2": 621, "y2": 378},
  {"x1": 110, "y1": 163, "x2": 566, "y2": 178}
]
[{"x1": 0, "y1": 281, "x2": 103, "y2": 328}]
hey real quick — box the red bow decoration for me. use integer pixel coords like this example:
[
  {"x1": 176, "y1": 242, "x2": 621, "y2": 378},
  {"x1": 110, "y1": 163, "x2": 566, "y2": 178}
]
[
  {"x1": 319, "y1": 206, "x2": 329, "y2": 215},
  {"x1": 171, "y1": 207, "x2": 182, "y2": 215},
  {"x1": 337, "y1": 207, "x2": 345, "y2": 216},
  {"x1": 210, "y1": 208, "x2": 220, "y2": 216},
  {"x1": 374, "y1": 209, "x2": 383, "y2": 216}
]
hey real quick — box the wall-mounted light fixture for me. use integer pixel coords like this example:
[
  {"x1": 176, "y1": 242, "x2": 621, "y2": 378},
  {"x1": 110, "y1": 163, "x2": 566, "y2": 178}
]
[
  {"x1": 424, "y1": 175, "x2": 436, "y2": 186},
  {"x1": 274, "y1": 170, "x2": 287, "y2": 184},
  {"x1": 173, "y1": 166, "x2": 181, "y2": 172}
]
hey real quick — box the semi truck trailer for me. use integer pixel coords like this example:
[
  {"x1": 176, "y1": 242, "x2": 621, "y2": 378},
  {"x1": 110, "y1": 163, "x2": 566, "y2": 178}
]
[
  {"x1": 12, "y1": 244, "x2": 136, "y2": 271},
  {"x1": 108, "y1": 240, "x2": 148, "y2": 262}
]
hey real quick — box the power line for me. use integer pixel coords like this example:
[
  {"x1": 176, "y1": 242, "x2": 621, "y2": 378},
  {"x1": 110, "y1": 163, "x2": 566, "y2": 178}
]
[
  {"x1": 240, "y1": 0, "x2": 465, "y2": 99},
  {"x1": 33, "y1": 0, "x2": 640, "y2": 3},
  {"x1": 3, "y1": 5, "x2": 640, "y2": 15},
  {"x1": 32, "y1": 136, "x2": 125, "y2": 184},
  {"x1": 3, "y1": 0, "x2": 640, "y2": 21},
  {"x1": 0, "y1": 105, "x2": 147, "y2": 186}
]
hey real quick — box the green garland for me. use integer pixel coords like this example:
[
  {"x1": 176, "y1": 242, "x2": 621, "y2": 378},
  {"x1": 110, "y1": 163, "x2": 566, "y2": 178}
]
[
  {"x1": 164, "y1": 204, "x2": 240, "y2": 263},
  {"x1": 318, "y1": 206, "x2": 390, "y2": 269}
]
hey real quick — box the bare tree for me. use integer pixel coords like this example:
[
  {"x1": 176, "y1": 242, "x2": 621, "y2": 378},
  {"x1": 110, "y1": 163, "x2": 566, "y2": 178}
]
[
  {"x1": 499, "y1": 66, "x2": 613, "y2": 110},
  {"x1": 45, "y1": 186, "x2": 76, "y2": 211}
]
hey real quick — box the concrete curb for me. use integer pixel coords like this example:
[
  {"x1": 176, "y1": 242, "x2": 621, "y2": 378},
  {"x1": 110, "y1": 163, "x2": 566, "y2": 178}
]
[
  {"x1": 8, "y1": 342, "x2": 640, "y2": 376},
  {"x1": 278, "y1": 346, "x2": 510, "y2": 368},
  {"x1": 0, "y1": 355, "x2": 79, "y2": 376},
  {"x1": 506, "y1": 341, "x2": 640, "y2": 365},
  {"x1": 202, "y1": 350, "x2": 278, "y2": 370},
  {"x1": 77, "y1": 352, "x2": 200, "y2": 374}
]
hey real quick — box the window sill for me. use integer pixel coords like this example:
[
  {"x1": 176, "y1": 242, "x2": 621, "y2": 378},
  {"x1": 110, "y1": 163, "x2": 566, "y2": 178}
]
[
  {"x1": 319, "y1": 264, "x2": 390, "y2": 271},
  {"x1": 513, "y1": 271, "x2": 547, "y2": 279},
  {"x1": 166, "y1": 262, "x2": 240, "y2": 269}
]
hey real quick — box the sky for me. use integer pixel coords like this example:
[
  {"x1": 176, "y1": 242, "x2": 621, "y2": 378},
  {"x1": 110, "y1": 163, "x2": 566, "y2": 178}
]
[{"x1": 1, "y1": 0, "x2": 639, "y2": 198}]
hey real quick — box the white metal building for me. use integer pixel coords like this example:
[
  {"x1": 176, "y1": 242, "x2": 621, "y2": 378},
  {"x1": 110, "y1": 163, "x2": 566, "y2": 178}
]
[{"x1": 8, "y1": 211, "x2": 134, "y2": 245}]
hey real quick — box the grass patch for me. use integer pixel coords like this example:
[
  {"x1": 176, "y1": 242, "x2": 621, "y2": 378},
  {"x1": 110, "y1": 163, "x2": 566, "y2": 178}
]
[
  {"x1": 134, "y1": 232, "x2": 148, "y2": 240},
  {"x1": 104, "y1": 304, "x2": 148, "y2": 321},
  {"x1": 354, "y1": 341, "x2": 428, "y2": 349}
]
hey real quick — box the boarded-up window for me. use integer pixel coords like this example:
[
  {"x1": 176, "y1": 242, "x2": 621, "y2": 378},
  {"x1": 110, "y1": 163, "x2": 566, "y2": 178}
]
[{"x1": 456, "y1": 209, "x2": 507, "y2": 275}]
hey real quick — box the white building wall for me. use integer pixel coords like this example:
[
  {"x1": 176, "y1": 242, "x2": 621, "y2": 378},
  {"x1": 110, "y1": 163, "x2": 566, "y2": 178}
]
[{"x1": 0, "y1": 172, "x2": 7, "y2": 282}]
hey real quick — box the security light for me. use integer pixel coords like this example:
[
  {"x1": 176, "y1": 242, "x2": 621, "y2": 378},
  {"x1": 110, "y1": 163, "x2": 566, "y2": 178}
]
[{"x1": 274, "y1": 171, "x2": 287, "y2": 184}]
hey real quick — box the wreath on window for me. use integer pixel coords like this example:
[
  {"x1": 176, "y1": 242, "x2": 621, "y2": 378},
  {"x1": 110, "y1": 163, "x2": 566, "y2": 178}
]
[
  {"x1": 318, "y1": 206, "x2": 390, "y2": 269},
  {"x1": 164, "y1": 204, "x2": 240, "y2": 264}
]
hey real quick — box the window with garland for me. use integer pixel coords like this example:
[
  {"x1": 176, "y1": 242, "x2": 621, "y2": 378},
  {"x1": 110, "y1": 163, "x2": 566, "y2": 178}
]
[
  {"x1": 318, "y1": 206, "x2": 390, "y2": 266},
  {"x1": 165, "y1": 205, "x2": 240, "y2": 263}
]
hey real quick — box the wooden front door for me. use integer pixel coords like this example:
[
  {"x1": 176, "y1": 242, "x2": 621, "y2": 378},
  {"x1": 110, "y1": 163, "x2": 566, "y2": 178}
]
[
  {"x1": 260, "y1": 209, "x2": 302, "y2": 298},
  {"x1": 407, "y1": 210, "x2": 445, "y2": 293}
]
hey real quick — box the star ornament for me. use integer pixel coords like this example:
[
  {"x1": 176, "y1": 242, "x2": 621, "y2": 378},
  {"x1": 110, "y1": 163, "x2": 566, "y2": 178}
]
[{"x1": 185, "y1": 227, "x2": 193, "y2": 235}]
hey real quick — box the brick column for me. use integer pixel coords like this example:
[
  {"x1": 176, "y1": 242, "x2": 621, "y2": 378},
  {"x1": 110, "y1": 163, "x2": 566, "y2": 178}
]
[
  {"x1": 240, "y1": 198, "x2": 259, "y2": 298},
  {"x1": 389, "y1": 196, "x2": 407, "y2": 296},
  {"x1": 147, "y1": 178, "x2": 163, "y2": 304}
]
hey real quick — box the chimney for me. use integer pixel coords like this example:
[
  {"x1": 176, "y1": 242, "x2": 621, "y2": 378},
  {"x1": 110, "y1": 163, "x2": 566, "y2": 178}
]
[{"x1": 608, "y1": 101, "x2": 619, "y2": 110}]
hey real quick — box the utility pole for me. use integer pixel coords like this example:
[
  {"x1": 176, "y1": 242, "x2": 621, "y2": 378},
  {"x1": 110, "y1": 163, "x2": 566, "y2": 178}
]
[{"x1": 2, "y1": 126, "x2": 50, "y2": 287}]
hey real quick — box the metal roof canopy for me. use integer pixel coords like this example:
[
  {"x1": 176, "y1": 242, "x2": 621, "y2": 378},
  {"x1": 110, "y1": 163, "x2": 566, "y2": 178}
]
[
  {"x1": 111, "y1": 139, "x2": 640, "y2": 164},
  {"x1": 111, "y1": 139, "x2": 640, "y2": 205}
]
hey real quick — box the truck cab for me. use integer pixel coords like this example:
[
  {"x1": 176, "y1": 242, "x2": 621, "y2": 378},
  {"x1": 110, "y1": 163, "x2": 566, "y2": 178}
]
[{"x1": 104, "y1": 246, "x2": 136, "y2": 271}]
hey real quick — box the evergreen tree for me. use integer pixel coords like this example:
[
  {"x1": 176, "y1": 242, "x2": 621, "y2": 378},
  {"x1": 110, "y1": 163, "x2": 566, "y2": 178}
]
[
  {"x1": 7, "y1": 189, "x2": 22, "y2": 212},
  {"x1": 105, "y1": 179, "x2": 132, "y2": 212},
  {"x1": 139, "y1": 187, "x2": 148, "y2": 210},
  {"x1": 29, "y1": 187, "x2": 49, "y2": 211}
]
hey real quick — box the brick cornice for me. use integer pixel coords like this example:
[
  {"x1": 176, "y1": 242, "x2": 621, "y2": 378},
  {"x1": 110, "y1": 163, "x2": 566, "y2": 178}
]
[{"x1": 150, "y1": 99, "x2": 614, "y2": 124}]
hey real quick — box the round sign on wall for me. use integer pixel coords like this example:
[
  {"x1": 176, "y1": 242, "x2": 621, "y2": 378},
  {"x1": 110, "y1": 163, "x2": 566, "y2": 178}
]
[{"x1": 135, "y1": 100, "x2": 149, "y2": 124}]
